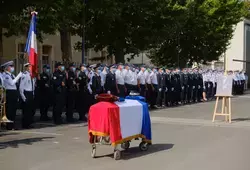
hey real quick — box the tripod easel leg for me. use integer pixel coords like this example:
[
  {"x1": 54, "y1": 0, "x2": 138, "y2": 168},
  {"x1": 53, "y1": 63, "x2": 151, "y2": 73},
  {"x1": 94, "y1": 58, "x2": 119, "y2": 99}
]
[
  {"x1": 228, "y1": 97, "x2": 232, "y2": 123},
  {"x1": 212, "y1": 97, "x2": 219, "y2": 122}
]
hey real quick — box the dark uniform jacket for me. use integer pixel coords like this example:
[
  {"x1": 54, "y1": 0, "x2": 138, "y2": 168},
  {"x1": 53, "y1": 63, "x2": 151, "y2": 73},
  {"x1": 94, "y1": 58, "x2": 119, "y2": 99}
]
[
  {"x1": 91, "y1": 72, "x2": 102, "y2": 95},
  {"x1": 105, "y1": 72, "x2": 116, "y2": 92},
  {"x1": 66, "y1": 71, "x2": 77, "y2": 91},
  {"x1": 52, "y1": 70, "x2": 66, "y2": 93},
  {"x1": 76, "y1": 71, "x2": 88, "y2": 92},
  {"x1": 157, "y1": 73, "x2": 165, "y2": 89},
  {"x1": 39, "y1": 72, "x2": 51, "y2": 92}
]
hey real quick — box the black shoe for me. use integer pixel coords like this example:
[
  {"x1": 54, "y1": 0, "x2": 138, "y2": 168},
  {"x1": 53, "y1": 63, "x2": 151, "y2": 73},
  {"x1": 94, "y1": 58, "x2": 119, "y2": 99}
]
[
  {"x1": 22, "y1": 124, "x2": 34, "y2": 129},
  {"x1": 40, "y1": 116, "x2": 50, "y2": 121},
  {"x1": 67, "y1": 118, "x2": 76, "y2": 123}
]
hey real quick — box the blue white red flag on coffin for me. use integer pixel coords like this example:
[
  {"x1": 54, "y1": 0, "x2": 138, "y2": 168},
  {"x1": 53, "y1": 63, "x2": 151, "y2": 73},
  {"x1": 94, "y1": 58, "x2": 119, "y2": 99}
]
[{"x1": 25, "y1": 11, "x2": 38, "y2": 78}]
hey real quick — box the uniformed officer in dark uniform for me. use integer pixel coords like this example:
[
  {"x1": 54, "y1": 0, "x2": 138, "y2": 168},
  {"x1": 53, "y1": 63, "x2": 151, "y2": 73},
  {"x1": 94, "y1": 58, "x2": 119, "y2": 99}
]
[
  {"x1": 182, "y1": 69, "x2": 189, "y2": 104},
  {"x1": 2, "y1": 61, "x2": 22, "y2": 130},
  {"x1": 157, "y1": 68, "x2": 165, "y2": 107},
  {"x1": 105, "y1": 64, "x2": 118, "y2": 95},
  {"x1": 52, "y1": 62, "x2": 66, "y2": 124},
  {"x1": 192, "y1": 69, "x2": 198, "y2": 102},
  {"x1": 39, "y1": 64, "x2": 52, "y2": 121},
  {"x1": 66, "y1": 63, "x2": 77, "y2": 122},
  {"x1": 90, "y1": 64, "x2": 102, "y2": 103},
  {"x1": 76, "y1": 64, "x2": 88, "y2": 121},
  {"x1": 164, "y1": 68, "x2": 171, "y2": 107},
  {"x1": 19, "y1": 63, "x2": 36, "y2": 129},
  {"x1": 197, "y1": 69, "x2": 204, "y2": 102},
  {"x1": 187, "y1": 69, "x2": 193, "y2": 103}
]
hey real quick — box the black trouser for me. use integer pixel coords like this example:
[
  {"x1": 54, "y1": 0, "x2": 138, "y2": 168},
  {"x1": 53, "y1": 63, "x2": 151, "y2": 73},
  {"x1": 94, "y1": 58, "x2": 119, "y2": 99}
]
[
  {"x1": 164, "y1": 87, "x2": 170, "y2": 106},
  {"x1": 40, "y1": 89, "x2": 51, "y2": 119},
  {"x1": 131, "y1": 85, "x2": 139, "y2": 92},
  {"x1": 152, "y1": 84, "x2": 158, "y2": 106},
  {"x1": 66, "y1": 89, "x2": 76, "y2": 121},
  {"x1": 169, "y1": 87, "x2": 175, "y2": 104},
  {"x1": 6, "y1": 90, "x2": 18, "y2": 129},
  {"x1": 192, "y1": 86, "x2": 197, "y2": 102},
  {"x1": 187, "y1": 85, "x2": 193, "y2": 102},
  {"x1": 157, "y1": 87, "x2": 164, "y2": 106},
  {"x1": 53, "y1": 91, "x2": 65, "y2": 124},
  {"x1": 78, "y1": 89, "x2": 88, "y2": 121},
  {"x1": 205, "y1": 82, "x2": 213, "y2": 99},
  {"x1": 125, "y1": 83, "x2": 132, "y2": 96},
  {"x1": 197, "y1": 85, "x2": 203, "y2": 101},
  {"x1": 22, "y1": 91, "x2": 35, "y2": 128},
  {"x1": 146, "y1": 84, "x2": 153, "y2": 104},
  {"x1": 140, "y1": 84, "x2": 146, "y2": 97},
  {"x1": 181, "y1": 85, "x2": 188, "y2": 102},
  {"x1": 117, "y1": 84, "x2": 125, "y2": 98}
]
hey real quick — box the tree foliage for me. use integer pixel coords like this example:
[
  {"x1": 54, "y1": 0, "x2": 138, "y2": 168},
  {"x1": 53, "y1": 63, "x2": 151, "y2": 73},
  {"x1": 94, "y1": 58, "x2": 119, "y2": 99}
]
[{"x1": 149, "y1": 0, "x2": 248, "y2": 67}]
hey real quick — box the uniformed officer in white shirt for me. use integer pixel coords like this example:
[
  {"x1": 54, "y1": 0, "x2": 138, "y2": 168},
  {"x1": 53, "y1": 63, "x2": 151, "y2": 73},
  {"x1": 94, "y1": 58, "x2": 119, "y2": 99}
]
[
  {"x1": 150, "y1": 68, "x2": 158, "y2": 107},
  {"x1": 2, "y1": 61, "x2": 22, "y2": 130},
  {"x1": 137, "y1": 65, "x2": 147, "y2": 97},
  {"x1": 130, "y1": 67, "x2": 138, "y2": 92},
  {"x1": 19, "y1": 63, "x2": 36, "y2": 129},
  {"x1": 115, "y1": 63, "x2": 126, "y2": 98},
  {"x1": 123, "y1": 64, "x2": 133, "y2": 95}
]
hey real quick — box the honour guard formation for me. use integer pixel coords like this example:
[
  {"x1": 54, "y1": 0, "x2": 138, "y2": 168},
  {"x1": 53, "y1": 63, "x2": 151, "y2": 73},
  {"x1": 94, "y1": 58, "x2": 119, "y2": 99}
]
[{"x1": 0, "y1": 61, "x2": 248, "y2": 130}]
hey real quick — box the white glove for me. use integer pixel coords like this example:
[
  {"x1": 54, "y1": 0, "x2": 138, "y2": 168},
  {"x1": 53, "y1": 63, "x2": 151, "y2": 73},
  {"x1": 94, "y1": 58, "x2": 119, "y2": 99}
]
[
  {"x1": 203, "y1": 86, "x2": 206, "y2": 89},
  {"x1": 107, "y1": 91, "x2": 111, "y2": 94},
  {"x1": 182, "y1": 86, "x2": 184, "y2": 90},
  {"x1": 159, "y1": 88, "x2": 162, "y2": 92},
  {"x1": 89, "y1": 88, "x2": 93, "y2": 94},
  {"x1": 198, "y1": 85, "x2": 200, "y2": 89},
  {"x1": 94, "y1": 94, "x2": 98, "y2": 99},
  {"x1": 165, "y1": 87, "x2": 168, "y2": 92},
  {"x1": 193, "y1": 86, "x2": 195, "y2": 89},
  {"x1": 171, "y1": 87, "x2": 174, "y2": 91}
]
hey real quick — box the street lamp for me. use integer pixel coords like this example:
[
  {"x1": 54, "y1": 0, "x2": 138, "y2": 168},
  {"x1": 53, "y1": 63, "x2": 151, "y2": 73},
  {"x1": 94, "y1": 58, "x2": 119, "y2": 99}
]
[{"x1": 82, "y1": 0, "x2": 86, "y2": 63}]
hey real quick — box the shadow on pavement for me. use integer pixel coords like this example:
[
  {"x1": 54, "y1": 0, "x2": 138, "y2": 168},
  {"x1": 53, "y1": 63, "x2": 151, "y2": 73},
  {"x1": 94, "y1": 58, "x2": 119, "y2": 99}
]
[
  {"x1": 95, "y1": 143, "x2": 174, "y2": 160},
  {"x1": 121, "y1": 143, "x2": 174, "y2": 160},
  {"x1": 232, "y1": 117, "x2": 250, "y2": 122},
  {"x1": 0, "y1": 137, "x2": 54, "y2": 149},
  {"x1": 0, "y1": 132, "x2": 20, "y2": 137}
]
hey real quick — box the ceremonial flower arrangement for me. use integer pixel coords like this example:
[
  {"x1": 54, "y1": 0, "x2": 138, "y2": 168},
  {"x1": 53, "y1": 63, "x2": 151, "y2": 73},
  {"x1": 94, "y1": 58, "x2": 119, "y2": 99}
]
[{"x1": 96, "y1": 94, "x2": 119, "y2": 102}]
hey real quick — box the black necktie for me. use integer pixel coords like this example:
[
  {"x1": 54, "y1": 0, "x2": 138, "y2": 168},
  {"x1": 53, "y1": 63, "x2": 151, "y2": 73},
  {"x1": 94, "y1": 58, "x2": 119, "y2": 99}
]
[{"x1": 11, "y1": 74, "x2": 14, "y2": 80}]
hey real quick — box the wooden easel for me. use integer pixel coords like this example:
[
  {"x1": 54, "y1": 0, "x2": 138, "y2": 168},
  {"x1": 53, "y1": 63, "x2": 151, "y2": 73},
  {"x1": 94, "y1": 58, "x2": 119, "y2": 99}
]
[{"x1": 212, "y1": 95, "x2": 232, "y2": 123}]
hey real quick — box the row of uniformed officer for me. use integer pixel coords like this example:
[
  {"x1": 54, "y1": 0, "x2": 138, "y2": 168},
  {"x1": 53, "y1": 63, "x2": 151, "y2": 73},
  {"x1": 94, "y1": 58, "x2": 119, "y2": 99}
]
[{"x1": 1, "y1": 61, "x2": 35, "y2": 129}]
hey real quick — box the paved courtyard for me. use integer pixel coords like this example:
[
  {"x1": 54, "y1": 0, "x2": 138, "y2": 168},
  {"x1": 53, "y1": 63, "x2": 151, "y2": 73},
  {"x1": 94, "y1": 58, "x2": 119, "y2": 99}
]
[{"x1": 1, "y1": 94, "x2": 250, "y2": 170}]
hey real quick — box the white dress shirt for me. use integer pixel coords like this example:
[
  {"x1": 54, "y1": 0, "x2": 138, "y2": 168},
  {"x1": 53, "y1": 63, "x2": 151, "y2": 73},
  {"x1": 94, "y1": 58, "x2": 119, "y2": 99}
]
[
  {"x1": 100, "y1": 70, "x2": 107, "y2": 87},
  {"x1": 145, "y1": 70, "x2": 152, "y2": 84},
  {"x1": 115, "y1": 69, "x2": 125, "y2": 85},
  {"x1": 137, "y1": 70, "x2": 146, "y2": 85},
  {"x1": 131, "y1": 71, "x2": 138, "y2": 86},
  {"x1": 123, "y1": 69, "x2": 133, "y2": 85},
  {"x1": 150, "y1": 72, "x2": 158, "y2": 85},
  {"x1": 3, "y1": 71, "x2": 22, "y2": 90},
  {"x1": 19, "y1": 71, "x2": 35, "y2": 101}
]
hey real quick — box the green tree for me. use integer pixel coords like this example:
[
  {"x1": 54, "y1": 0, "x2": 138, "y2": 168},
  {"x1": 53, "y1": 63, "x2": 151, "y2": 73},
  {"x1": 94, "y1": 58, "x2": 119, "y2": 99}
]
[
  {"x1": 74, "y1": 0, "x2": 185, "y2": 63},
  {"x1": 149, "y1": 0, "x2": 248, "y2": 68}
]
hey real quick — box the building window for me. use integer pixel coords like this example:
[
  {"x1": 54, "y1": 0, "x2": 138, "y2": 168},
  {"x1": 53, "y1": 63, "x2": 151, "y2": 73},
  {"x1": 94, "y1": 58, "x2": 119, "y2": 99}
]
[
  {"x1": 42, "y1": 45, "x2": 52, "y2": 65},
  {"x1": 17, "y1": 43, "x2": 25, "y2": 59}
]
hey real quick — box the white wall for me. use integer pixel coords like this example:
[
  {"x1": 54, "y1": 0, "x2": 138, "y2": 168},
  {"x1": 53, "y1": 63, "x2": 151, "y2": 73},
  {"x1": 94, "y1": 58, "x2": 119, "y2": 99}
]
[{"x1": 225, "y1": 20, "x2": 244, "y2": 71}]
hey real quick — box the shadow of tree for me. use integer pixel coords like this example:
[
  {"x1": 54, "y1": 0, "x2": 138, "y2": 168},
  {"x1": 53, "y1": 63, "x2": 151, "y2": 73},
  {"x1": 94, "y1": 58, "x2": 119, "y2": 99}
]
[
  {"x1": 95, "y1": 143, "x2": 174, "y2": 160},
  {"x1": 0, "y1": 137, "x2": 54, "y2": 149},
  {"x1": 232, "y1": 117, "x2": 250, "y2": 122},
  {"x1": 0, "y1": 132, "x2": 20, "y2": 137}
]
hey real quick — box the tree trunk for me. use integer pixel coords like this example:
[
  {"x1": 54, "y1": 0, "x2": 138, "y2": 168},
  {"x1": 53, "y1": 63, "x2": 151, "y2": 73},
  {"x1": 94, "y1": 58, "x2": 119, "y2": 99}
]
[
  {"x1": 0, "y1": 27, "x2": 3, "y2": 63},
  {"x1": 60, "y1": 28, "x2": 72, "y2": 64},
  {"x1": 114, "y1": 48, "x2": 125, "y2": 63}
]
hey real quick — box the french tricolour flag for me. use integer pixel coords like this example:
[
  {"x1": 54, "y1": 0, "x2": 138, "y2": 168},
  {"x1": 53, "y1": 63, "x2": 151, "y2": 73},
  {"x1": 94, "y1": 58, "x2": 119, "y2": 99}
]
[
  {"x1": 88, "y1": 99, "x2": 152, "y2": 146},
  {"x1": 25, "y1": 11, "x2": 38, "y2": 77}
]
